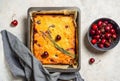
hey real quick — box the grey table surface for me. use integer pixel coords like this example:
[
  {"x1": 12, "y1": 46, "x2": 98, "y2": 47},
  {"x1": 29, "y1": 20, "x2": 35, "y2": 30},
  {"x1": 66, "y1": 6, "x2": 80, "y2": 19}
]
[{"x1": 0, "y1": 0, "x2": 120, "y2": 81}]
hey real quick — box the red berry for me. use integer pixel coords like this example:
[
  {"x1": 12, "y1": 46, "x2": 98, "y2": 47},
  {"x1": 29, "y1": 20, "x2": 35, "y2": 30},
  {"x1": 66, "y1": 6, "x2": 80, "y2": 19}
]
[
  {"x1": 91, "y1": 39, "x2": 97, "y2": 45},
  {"x1": 98, "y1": 43, "x2": 104, "y2": 48},
  {"x1": 41, "y1": 51, "x2": 49, "y2": 58},
  {"x1": 93, "y1": 35, "x2": 100, "y2": 40},
  {"x1": 110, "y1": 29, "x2": 115, "y2": 34},
  {"x1": 90, "y1": 29, "x2": 96, "y2": 35},
  {"x1": 95, "y1": 30, "x2": 101, "y2": 35},
  {"x1": 92, "y1": 24, "x2": 98, "y2": 30},
  {"x1": 11, "y1": 20, "x2": 18, "y2": 27},
  {"x1": 104, "y1": 21, "x2": 108, "y2": 24},
  {"x1": 105, "y1": 33, "x2": 111, "y2": 39},
  {"x1": 98, "y1": 21, "x2": 103, "y2": 27},
  {"x1": 101, "y1": 39, "x2": 106, "y2": 44},
  {"x1": 108, "y1": 23, "x2": 113, "y2": 29},
  {"x1": 89, "y1": 58, "x2": 95, "y2": 64},
  {"x1": 105, "y1": 26, "x2": 111, "y2": 32},
  {"x1": 55, "y1": 35, "x2": 61, "y2": 41},
  {"x1": 112, "y1": 34, "x2": 117, "y2": 39}
]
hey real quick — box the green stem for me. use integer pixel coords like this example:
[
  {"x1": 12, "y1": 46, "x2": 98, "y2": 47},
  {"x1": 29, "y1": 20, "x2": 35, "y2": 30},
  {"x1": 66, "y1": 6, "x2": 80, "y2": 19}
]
[{"x1": 40, "y1": 31, "x2": 75, "y2": 58}]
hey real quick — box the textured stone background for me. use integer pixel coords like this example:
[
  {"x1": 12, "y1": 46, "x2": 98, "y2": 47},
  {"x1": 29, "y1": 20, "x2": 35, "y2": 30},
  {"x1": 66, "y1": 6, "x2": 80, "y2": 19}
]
[{"x1": 0, "y1": 0, "x2": 120, "y2": 81}]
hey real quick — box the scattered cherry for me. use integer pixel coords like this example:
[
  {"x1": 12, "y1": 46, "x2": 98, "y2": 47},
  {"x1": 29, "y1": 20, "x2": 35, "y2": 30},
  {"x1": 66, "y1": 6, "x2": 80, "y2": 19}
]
[
  {"x1": 89, "y1": 58, "x2": 95, "y2": 64},
  {"x1": 11, "y1": 20, "x2": 18, "y2": 27}
]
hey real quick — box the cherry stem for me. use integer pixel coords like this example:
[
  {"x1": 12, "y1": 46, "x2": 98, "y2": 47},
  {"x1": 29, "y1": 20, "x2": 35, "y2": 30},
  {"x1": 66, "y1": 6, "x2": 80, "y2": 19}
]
[{"x1": 12, "y1": 14, "x2": 16, "y2": 21}]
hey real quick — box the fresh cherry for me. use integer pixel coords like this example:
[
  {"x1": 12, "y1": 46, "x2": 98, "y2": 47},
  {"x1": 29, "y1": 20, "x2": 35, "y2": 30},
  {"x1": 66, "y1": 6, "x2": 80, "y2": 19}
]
[
  {"x1": 91, "y1": 39, "x2": 97, "y2": 45},
  {"x1": 92, "y1": 24, "x2": 98, "y2": 30},
  {"x1": 108, "y1": 23, "x2": 113, "y2": 29},
  {"x1": 104, "y1": 21, "x2": 108, "y2": 24},
  {"x1": 112, "y1": 34, "x2": 117, "y2": 39},
  {"x1": 89, "y1": 58, "x2": 95, "y2": 64},
  {"x1": 105, "y1": 33, "x2": 111, "y2": 39},
  {"x1": 98, "y1": 43, "x2": 104, "y2": 48},
  {"x1": 95, "y1": 30, "x2": 101, "y2": 35},
  {"x1": 101, "y1": 39, "x2": 106, "y2": 44},
  {"x1": 11, "y1": 20, "x2": 18, "y2": 27},
  {"x1": 98, "y1": 20, "x2": 103, "y2": 27},
  {"x1": 102, "y1": 22, "x2": 107, "y2": 26},
  {"x1": 105, "y1": 26, "x2": 111, "y2": 32},
  {"x1": 110, "y1": 29, "x2": 115, "y2": 34},
  {"x1": 93, "y1": 35, "x2": 100, "y2": 40},
  {"x1": 90, "y1": 29, "x2": 95, "y2": 35}
]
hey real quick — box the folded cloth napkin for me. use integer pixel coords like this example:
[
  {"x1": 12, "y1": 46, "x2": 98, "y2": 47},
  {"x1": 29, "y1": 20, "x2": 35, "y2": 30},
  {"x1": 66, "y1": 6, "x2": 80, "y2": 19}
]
[{"x1": 1, "y1": 30, "x2": 84, "y2": 81}]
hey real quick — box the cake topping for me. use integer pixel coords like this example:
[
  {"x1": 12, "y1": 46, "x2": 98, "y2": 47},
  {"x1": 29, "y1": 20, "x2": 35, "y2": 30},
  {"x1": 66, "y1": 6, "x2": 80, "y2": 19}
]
[
  {"x1": 55, "y1": 35, "x2": 61, "y2": 41},
  {"x1": 41, "y1": 51, "x2": 49, "y2": 58},
  {"x1": 65, "y1": 25, "x2": 69, "y2": 28}
]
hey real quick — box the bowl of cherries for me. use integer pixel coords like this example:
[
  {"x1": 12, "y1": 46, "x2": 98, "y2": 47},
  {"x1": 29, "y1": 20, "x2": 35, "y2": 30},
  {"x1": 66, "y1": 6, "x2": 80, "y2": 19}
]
[{"x1": 88, "y1": 18, "x2": 120, "y2": 51}]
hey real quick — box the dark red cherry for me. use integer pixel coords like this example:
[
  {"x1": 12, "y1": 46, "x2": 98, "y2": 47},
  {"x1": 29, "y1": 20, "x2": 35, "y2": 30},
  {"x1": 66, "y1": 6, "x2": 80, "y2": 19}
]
[
  {"x1": 90, "y1": 29, "x2": 96, "y2": 35},
  {"x1": 101, "y1": 39, "x2": 106, "y2": 44},
  {"x1": 41, "y1": 51, "x2": 49, "y2": 58},
  {"x1": 92, "y1": 24, "x2": 98, "y2": 30},
  {"x1": 98, "y1": 20, "x2": 103, "y2": 27},
  {"x1": 112, "y1": 34, "x2": 117, "y2": 39},
  {"x1": 89, "y1": 58, "x2": 95, "y2": 64},
  {"x1": 105, "y1": 33, "x2": 111, "y2": 39},
  {"x1": 55, "y1": 35, "x2": 61, "y2": 41},
  {"x1": 11, "y1": 20, "x2": 18, "y2": 27},
  {"x1": 110, "y1": 29, "x2": 115, "y2": 34},
  {"x1": 91, "y1": 39, "x2": 97, "y2": 45},
  {"x1": 105, "y1": 26, "x2": 111, "y2": 32},
  {"x1": 98, "y1": 43, "x2": 104, "y2": 48}
]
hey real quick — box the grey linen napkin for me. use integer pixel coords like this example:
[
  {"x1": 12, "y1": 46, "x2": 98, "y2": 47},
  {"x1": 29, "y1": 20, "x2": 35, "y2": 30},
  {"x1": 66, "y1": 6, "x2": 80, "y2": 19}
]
[{"x1": 1, "y1": 30, "x2": 84, "y2": 81}]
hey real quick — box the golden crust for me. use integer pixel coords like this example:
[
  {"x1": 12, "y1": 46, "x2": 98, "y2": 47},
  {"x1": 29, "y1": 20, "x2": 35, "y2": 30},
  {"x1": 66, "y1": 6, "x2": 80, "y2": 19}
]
[{"x1": 30, "y1": 10, "x2": 77, "y2": 67}]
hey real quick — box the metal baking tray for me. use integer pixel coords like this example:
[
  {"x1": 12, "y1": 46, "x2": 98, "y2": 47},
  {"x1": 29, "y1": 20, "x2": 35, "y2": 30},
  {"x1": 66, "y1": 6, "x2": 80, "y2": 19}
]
[{"x1": 27, "y1": 7, "x2": 81, "y2": 72}]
